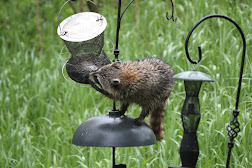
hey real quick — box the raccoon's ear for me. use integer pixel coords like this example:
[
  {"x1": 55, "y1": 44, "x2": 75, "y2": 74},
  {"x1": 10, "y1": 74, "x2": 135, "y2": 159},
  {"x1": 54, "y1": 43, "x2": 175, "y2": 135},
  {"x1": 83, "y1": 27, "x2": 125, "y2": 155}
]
[
  {"x1": 89, "y1": 72, "x2": 96, "y2": 77},
  {"x1": 111, "y1": 61, "x2": 121, "y2": 69},
  {"x1": 89, "y1": 72, "x2": 98, "y2": 82},
  {"x1": 111, "y1": 78, "x2": 120, "y2": 86}
]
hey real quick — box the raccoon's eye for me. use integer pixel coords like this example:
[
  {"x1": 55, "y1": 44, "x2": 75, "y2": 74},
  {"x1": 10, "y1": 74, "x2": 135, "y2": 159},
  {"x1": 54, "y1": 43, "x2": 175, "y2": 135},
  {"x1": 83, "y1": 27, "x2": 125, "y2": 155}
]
[
  {"x1": 91, "y1": 73, "x2": 100, "y2": 85},
  {"x1": 111, "y1": 78, "x2": 120, "y2": 86},
  {"x1": 93, "y1": 75, "x2": 100, "y2": 84}
]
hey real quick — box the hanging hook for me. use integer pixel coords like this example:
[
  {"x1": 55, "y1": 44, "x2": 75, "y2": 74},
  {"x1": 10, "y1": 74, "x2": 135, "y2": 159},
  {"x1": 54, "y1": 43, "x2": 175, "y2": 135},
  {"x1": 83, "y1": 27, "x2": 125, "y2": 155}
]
[
  {"x1": 114, "y1": 0, "x2": 135, "y2": 62},
  {"x1": 57, "y1": 0, "x2": 72, "y2": 36},
  {"x1": 184, "y1": 15, "x2": 246, "y2": 103},
  {"x1": 166, "y1": 0, "x2": 177, "y2": 22},
  {"x1": 120, "y1": 0, "x2": 135, "y2": 21},
  {"x1": 184, "y1": 14, "x2": 246, "y2": 168},
  {"x1": 87, "y1": 0, "x2": 100, "y2": 13}
]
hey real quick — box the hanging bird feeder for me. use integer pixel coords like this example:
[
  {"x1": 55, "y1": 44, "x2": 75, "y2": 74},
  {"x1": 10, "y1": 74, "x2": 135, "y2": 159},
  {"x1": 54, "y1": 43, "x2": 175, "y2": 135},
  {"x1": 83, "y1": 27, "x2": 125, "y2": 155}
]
[
  {"x1": 171, "y1": 70, "x2": 214, "y2": 168},
  {"x1": 57, "y1": 0, "x2": 111, "y2": 84}
]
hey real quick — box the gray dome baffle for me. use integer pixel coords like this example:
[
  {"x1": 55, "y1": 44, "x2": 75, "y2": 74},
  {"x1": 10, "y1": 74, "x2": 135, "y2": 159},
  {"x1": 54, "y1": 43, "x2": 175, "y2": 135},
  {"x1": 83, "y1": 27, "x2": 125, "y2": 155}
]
[{"x1": 72, "y1": 112, "x2": 156, "y2": 147}]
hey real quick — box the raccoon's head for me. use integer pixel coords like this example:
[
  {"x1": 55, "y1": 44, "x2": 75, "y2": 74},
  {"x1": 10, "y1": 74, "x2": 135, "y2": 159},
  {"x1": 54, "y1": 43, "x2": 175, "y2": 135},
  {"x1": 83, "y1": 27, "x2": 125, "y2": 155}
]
[{"x1": 89, "y1": 61, "x2": 122, "y2": 94}]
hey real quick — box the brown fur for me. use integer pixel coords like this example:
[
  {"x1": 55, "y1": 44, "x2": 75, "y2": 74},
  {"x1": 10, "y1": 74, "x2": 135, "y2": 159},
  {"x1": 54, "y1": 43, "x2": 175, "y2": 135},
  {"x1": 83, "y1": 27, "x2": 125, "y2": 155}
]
[{"x1": 89, "y1": 58, "x2": 174, "y2": 141}]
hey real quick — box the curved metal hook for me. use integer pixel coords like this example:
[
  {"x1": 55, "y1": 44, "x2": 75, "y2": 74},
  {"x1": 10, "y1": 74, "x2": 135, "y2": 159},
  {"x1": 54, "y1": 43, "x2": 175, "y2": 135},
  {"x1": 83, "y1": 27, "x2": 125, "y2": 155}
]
[
  {"x1": 57, "y1": 0, "x2": 71, "y2": 36},
  {"x1": 114, "y1": 0, "x2": 135, "y2": 61},
  {"x1": 121, "y1": 0, "x2": 135, "y2": 21},
  {"x1": 185, "y1": 14, "x2": 246, "y2": 69},
  {"x1": 87, "y1": 0, "x2": 100, "y2": 13},
  {"x1": 166, "y1": 0, "x2": 177, "y2": 22},
  {"x1": 185, "y1": 14, "x2": 246, "y2": 168}
]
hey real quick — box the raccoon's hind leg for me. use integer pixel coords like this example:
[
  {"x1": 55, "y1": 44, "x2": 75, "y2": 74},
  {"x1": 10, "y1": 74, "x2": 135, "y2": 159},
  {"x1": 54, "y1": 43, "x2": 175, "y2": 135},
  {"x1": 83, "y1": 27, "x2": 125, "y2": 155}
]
[{"x1": 134, "y1": 107, "x2": 149, "y2": 126}]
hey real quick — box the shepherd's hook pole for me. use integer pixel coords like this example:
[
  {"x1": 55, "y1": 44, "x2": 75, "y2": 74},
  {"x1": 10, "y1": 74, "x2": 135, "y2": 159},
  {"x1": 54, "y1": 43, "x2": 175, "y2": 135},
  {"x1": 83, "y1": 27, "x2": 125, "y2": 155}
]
[{"x1": 184, "y1": 14, "x2": 246, "y2": 168}]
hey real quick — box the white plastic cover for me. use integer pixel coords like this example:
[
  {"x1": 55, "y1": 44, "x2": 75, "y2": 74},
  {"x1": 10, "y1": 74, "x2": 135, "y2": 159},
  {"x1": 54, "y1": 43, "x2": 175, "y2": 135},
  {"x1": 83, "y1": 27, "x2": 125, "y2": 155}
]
[{"x1": 57, "y1": 12, "x2": 107, "y2": 42}]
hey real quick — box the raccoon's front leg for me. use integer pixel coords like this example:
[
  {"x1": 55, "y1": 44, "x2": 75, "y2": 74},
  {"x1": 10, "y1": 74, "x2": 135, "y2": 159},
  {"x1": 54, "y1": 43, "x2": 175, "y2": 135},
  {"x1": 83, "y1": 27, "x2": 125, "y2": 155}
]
[
  {"x1": 119, "y1": 102, "x2": 129, "y2": 115},
  {"x1": 134, "y1": 108, "x2": 149, "y2": 126}
]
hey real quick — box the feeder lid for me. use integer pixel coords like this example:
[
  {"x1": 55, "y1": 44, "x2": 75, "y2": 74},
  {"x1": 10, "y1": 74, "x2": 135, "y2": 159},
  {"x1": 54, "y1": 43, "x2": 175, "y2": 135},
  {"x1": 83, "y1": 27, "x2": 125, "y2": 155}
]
[
  {"x1": 57, "y1": 12, "x2": 107, "y2": 42},
  {"x1": 173, "y1": 71, "x2": 214, "y2": 82},
  {"x1": 72, "y1": 112, "x2": 156, "y2": 147}
]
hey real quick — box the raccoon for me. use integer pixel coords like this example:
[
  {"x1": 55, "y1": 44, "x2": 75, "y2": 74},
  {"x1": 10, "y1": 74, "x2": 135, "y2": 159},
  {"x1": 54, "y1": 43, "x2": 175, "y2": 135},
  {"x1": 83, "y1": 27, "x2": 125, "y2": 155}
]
[{"x1": 89, "y1": 58, "x2": 174, "y2": 141}]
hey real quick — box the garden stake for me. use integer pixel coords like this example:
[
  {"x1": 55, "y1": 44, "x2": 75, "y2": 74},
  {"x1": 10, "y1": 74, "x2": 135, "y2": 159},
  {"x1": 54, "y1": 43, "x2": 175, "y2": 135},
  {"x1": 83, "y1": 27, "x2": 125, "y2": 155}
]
[{"x1": 171, "y1": 14, "x2": 246, "y2": 168}]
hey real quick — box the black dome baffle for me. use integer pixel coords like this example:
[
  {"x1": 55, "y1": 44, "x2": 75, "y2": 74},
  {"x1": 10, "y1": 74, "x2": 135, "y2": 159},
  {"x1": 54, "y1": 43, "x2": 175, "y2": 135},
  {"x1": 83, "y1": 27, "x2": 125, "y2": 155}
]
[{"x1": 72, "y1": 111, "x2": 156, "y2": 147}]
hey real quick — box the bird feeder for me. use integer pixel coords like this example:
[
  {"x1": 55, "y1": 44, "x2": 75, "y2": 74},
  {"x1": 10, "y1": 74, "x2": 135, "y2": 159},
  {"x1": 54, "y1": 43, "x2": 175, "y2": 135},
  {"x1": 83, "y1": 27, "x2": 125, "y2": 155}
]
[
  {"x1": 171, "y1": 71, "x2": 214, "y2": 168},
  {"x1": 169, "y1": 14, "x2": 246, "y2": 168},
  {"x1": 57, "y1": 0, "x2": 111, "y2": 84}
]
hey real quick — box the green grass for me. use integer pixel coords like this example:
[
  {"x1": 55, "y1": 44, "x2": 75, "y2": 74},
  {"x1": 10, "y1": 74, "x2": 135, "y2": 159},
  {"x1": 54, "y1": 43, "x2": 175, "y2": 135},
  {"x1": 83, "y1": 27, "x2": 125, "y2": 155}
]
[{"x1": 0, "y1": 0, "x2": 251, "y2": 167}]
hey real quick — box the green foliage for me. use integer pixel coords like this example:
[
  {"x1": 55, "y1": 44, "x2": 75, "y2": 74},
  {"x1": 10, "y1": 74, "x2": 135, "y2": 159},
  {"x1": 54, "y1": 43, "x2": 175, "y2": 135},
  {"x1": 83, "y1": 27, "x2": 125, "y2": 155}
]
[{"x1": 0, "y1": 0, "x2": 251, "y2": 167}]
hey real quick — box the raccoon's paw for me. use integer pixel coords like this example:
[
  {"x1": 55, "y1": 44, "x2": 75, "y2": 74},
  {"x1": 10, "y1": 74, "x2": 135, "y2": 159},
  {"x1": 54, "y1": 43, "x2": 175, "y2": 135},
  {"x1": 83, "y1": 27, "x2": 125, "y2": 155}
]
[
  {"x1": 134, "y1": 118, "x2": 144, "y2": 126},
  {"x1": 119, "y1": 109, "x2": 126, "y2": 116}
]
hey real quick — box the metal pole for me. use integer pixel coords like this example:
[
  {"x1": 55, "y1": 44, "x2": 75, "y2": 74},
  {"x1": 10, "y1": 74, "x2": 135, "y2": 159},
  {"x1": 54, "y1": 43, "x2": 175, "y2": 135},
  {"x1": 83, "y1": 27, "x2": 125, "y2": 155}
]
[
  {"x1": 113, "y1": 147, "x2": 116, "y2": 168},
  {"x1": 114, "y1": 0, "x2": 122, "y2": 61}
]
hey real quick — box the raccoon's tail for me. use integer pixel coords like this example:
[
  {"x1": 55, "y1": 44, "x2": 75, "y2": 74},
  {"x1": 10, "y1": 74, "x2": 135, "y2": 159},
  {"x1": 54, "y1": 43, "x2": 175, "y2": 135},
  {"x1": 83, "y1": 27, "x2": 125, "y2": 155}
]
[{"x1": 148, "y1": 101, "x2": 166, "y2": 141}]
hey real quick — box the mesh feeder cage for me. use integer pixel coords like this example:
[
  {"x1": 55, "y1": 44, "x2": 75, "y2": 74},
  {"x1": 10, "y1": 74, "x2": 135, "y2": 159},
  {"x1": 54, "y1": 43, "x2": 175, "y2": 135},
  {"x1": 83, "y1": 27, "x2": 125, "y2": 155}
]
[{"x1": 57, "y1": 5, "x2": 111, "y2": 84}]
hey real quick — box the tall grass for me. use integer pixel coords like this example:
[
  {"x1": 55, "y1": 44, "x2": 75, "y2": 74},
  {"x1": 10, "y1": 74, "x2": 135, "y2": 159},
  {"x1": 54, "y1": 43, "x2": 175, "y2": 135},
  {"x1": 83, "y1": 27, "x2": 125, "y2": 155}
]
[{"x1": 0, "y1": 0, "x2": 251, "y2": 167}]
